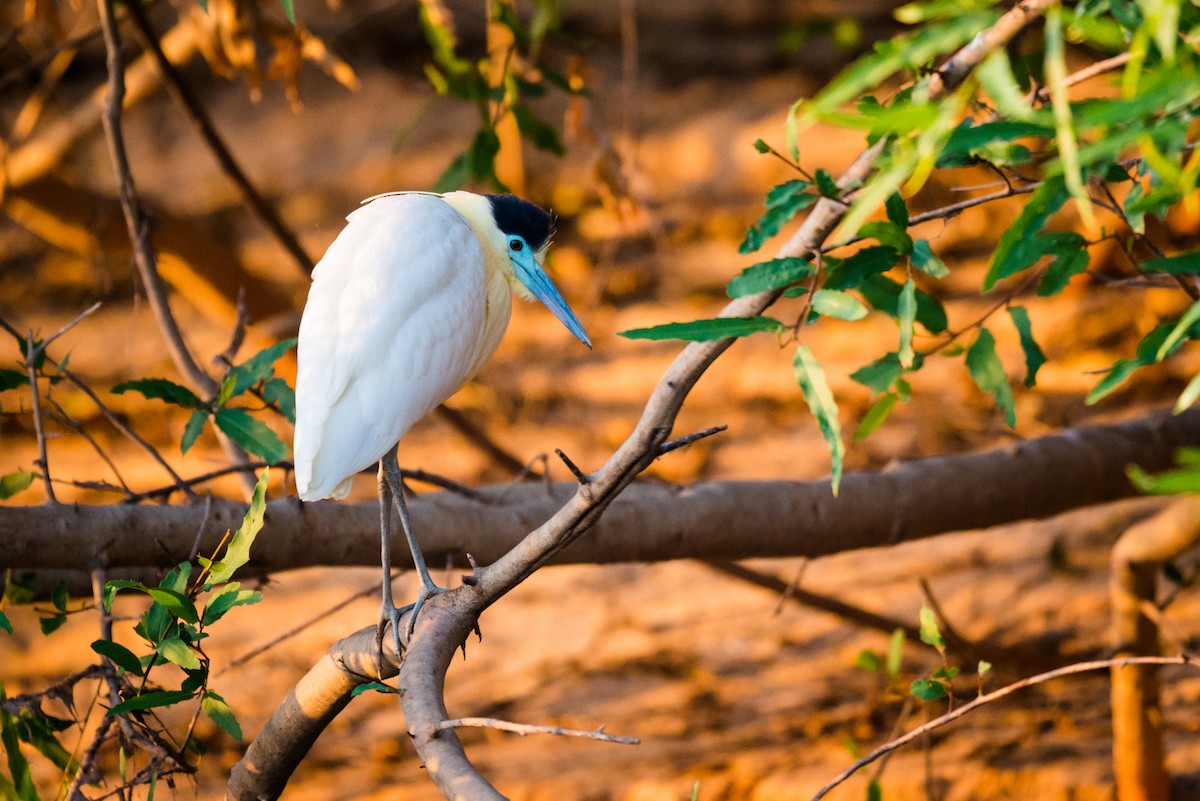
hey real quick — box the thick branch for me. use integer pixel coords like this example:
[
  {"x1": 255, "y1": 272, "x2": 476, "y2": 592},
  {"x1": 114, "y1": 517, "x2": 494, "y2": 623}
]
[{"x1": 5, "y1": 408, "x2": 1194, "y2": 575}]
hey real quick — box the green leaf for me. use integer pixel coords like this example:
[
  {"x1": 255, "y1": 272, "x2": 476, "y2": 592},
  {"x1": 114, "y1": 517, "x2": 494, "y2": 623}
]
[
  {"x1": 911, "y1": 678, "x2": 948, "y2": 701},
  {"x1": 90, "y1": 640, "x2": 144, "y2": 676},
  {"x1": 1175, "y1": 371, "x2": 1200, "y2": 414},
  {"x1": 860, "y1": 274, "x2": 948, "y2": 334},
  {"x1": 202, "y1": 584, "x2": 262, "y2": 626},
  {"x1": 885, "y1": 192, "x2": 909, "y2": 228},
  {"x1": 512, "y1": 105, "x2": 564, "y2": 156},
  {"x1": 886, "y1": 628, "x2": 905, "y2": 679},
  {"x1": 851, "y1": 352, "x2": 903, "y2": 393},
  {"x1": 181, "y1": 408, "x2": 209, "y2": 455},
  {"x1": 278, "y1": 0, "x2": 294, "y2": 24},
  {"x1": 739, "y1": 185, "x2": 818, "y2": 254},
  {"x1": 351, "y1": 681, "x2": 400, "y2": 696},
  {"x1": 146, "y1": 588, "x2": 199, "y2": 625},
  {"x1": 978, "y1": 660, "x2": 992, "y2": 676},
  {"x1": 825, "y1": 247, "x2": 901, "y2": 291},
  {"x1": 0, "y1": 698, "x2": 37, "y2": 801},
  {"x1": 966, "y1": 328, "x2": 1016, "y2": 426},
  {"x1": 1144, "y1": 252, "x2": 1200, "y2": 275},
  {"x1": 984, "y1": 176, "x2": 1070, "y2": 290},
  {"x1": 111, "y1": 379, "x2": 202, "y2": 409},
  {"x1": 262, "y1": 378, "x2": 296, "y2": 423},
  {"x1": 793, "y1": 345, "x2": 844, "y2": 494},
  {"x1": 156, "y1": 637, "x2": 201, "y2": 670},
  {"x1": 205, "y1": 469, "x2": 269, "y2": 586},
  {"x1": 1127, "y1": 462, "x2": 1200, "y2": 495},
  {"x1": 0, "y1": 612, "x2": 10, "y2": 635},
  {"x1": 811, "y1": 290, "x2": 868, "y2": 321},
  {"x1": 201, "y1": 691, "x2": 243, "y2": 741},
  {"x1": 1087, "y1": 323, "x2": 1178, "y2": 404},
  {"x1": 0, "y1": 369, "x2": 29, "y2": 392},
  {"x1": 223, "y1": 339, "x2": 298, "y2": 403},
  {"x1": 858, "y1": 221, "x2": 913, "y2": 254},
  {"x1": 727, "y1": 258, "x2": 813, "y2": 298},
  {"x1": 911, "y1": 239, "x2": 949, "y2": 278},
  {"x1": 814, "y1": 169, "x2": 840, "y2": 198},
  {"x1": 976, "y1": 49, "x2": 1034, "y2": 120},
  {"x1": 0, "y1": 471, "x2": 35, "y2": 500},
  {"x1": 1036, "y1": 235, "x2": 1090, "y2": 296},
  {"x1": 213, "y1": 409, "x2": 289, "y2": 463},
  {"x1": 50, "y1": 581, "x2": 68, "y2": 613},
  {"x1": 938, "y1": 120, "x2": 1054, "y2": 167},
  {"x1": 855, "y1": 393, "x2": 898, "y2": 441},
  {"x1": 619, "y1": 317, "x2": 786, "y2": 342},
  {"x1": 918, "y1": 604, "x2": 945, "y2": 650},
  {"x1": 898, "y1": 277, "x2": 917, "y2": 368},
  {"x1": 1045, "y1": 6, "x2": 1094, "y2": 229},
  {"x1": 854, "y1": 649, "x2": 883, "y2": 672},
  {"x1": 752, "y1": 138, "x2": 770, "y2": 154},
  {"x1": 433, "y1": 151, "x2": 471, "y2": 193},
  {"x1": 106, "y1": 690, "x2": 195, "y2": 717},
  {"x1": 1007, "y1": 306, "x2": 1046, "y2": 388},
  {"x1": 39, "y1": 614, "x2": 66, "y2": 635}
]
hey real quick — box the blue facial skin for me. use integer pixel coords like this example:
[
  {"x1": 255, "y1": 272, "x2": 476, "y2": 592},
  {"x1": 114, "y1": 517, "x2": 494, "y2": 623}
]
[{"x1": 506, "y1": 234, "x2": 592, "y2": 349}]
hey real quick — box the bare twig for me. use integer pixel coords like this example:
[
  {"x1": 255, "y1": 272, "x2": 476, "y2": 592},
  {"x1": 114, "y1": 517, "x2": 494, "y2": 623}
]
[
  {"x1": 554, "y1": 448, "x2": 589, "y2": 485},
  {"x1": 811, "y1": 655, "x2": 1199, "y2": 800},
  {"x1": 658, "y1": 424, "x2": 727, "y2": 454},
  {"x1": 436, "y1": 717, "x2": 639, "y2": 745},
  {"x1": 44, "y1": 396, "x2": 133, "y2": 497},
  {"x1": 25, "y1": 330, "x2": 57, "y2": 503}
]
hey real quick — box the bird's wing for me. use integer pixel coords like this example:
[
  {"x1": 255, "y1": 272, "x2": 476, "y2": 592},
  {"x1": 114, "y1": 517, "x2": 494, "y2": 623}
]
[{"x1": 293, "y1": 194, "x2": 487, "y2": 499}]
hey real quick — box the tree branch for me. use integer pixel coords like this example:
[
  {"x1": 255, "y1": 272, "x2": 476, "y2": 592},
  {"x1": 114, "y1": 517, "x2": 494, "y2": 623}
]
[{"x1": 5, "y1": 407, "x2": 1194, "y2": 575}]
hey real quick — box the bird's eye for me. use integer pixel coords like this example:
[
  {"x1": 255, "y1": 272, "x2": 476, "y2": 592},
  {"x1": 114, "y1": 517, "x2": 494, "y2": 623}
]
[{"x1": 509, "y1": 239, "x2": 524, "y2": 253}]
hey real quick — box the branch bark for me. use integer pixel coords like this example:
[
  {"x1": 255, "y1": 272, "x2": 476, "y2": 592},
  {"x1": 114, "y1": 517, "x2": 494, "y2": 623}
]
[
  {"x1": 1109, "y1": 496, "x2": 1200, "y2": 801},
  {"x1": 3, "y1": 407, "x2": 1195, "y2": 574}
]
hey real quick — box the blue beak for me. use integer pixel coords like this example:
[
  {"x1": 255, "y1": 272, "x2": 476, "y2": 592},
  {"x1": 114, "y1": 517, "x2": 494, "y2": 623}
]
[{"x1": 512, "y1": 249, "x2": 592, "y2": 348}]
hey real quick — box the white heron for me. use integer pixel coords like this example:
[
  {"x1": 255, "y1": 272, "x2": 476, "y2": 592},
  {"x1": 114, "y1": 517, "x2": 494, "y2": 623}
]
[{"x1": 293, "y1": 191, "x2": 590, "y2": 654}]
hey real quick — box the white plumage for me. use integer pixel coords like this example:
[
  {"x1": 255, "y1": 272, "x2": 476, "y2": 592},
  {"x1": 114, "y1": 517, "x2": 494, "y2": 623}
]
[{"x1": 294, "y1": 193, "x2": 517, "y2": 500}]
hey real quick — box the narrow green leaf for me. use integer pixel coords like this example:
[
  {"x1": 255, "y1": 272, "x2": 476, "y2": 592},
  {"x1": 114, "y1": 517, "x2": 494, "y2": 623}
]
[
  {"x1": 39, "y1": 615, "x2": 66, "y2": 635},
  {"x1": 897, "y1": 277, "x2": 917, "y2": 368},
  {"x1": 984, "y1": 176, "x2": 1070, "y2": 290},
  {"x1": 976, "y1": 49, "x2": 1034, "y2": 120},
  {"x1": 213, "y1": 409, "x2": 289, "y2": 463},
  {"x1": 223, "y1": 339, "x2": 298, "y2": 402},
  {"x1": 918, "y1": 605, "x2": 945, "y2": 650},
  {"x1": 825, "y1": 247, "x2": 901, "y2": 291},
  {"x1": 766, "y1": 179, "x2": 812, "y2": 208},
  {"x1": 90, "y1": 640, "x2": 144, "y2": 676},
  {"x1": 181, "y1": 408, "x2": 209, "y2": 455},
  {"x1": 156, "y1": 637, "x2": 201, "y2": 670},
  {"x1": 1144, "y1": 252, "x2": 1200, "y2": 275},
  {"x1": 854, "y1": 649, "x2": 883, "y2": 672},
  {"x1": 811, "y1": 290, "x2": 869, "y2": 321},
  {"x1": 351, "y1": 681, "x2": 400, "y2": 696},
  {"x1": 966, "y1": 328, "x2": 1016, "y2": 426},
  {"x1": 752, "y1": 138, "x2": 770, "y2": 154},
  {"x1": 911, "y1": 239, "x2": 949, "y2": 278},
  {"x1": 793, "y1": 345, "x2": 844, "y2": 494},
  {"x1": 50, "y1": 581, "x2": 68, "y2": 613},
  {"x1": 201, "y1": 691, "x2": 243, "y2": 741},
  {"x1": 784, "y1": 98, "x2": 803, "y2": 162},
  {"x1": 206, "y1": 469, "x2": 269, "y2": 586},
  {"x1": 1127, "y1": 463, "x2": 1200, "y2": 494},
  {"x1": 512, "y1": 105, "x2": 564, "y2": 155},
  {"x1": 278, "y1": 0, "x2": 295, "y2": 24},
  {"x1": 0, "y1": 700, "x2": 37, "y2": 801},
  {"x1": 0, "y1": 612, "x2": 10, "y2": 635},
  {"x1": 1036, "y1": 235, "x2": 1090, "y2": 296},
  {"x1": 886, "y1": 628, "x2": 905, "y2": 679},
  {"x1": 145, "y1": 588, "x2": 200, "y2": 625},
  {"x1": 854, "y1": 393, "x2": 898, "y2": 441},
  {"x1": 1007, "y1": 306, "x2": 1046, "y2": 387},
  {"x1": 618, "y1": 317, "x2": 786, "y2": 342},
  {"x1": 0, "y1": 471, "x2": 35, "y2": 500},
  {"x1": 111, "y1": 379, "x2": 202, "y2": 409},
  {"x1": 860, "y1": 275, "x2": 948, "y2": 334},
  {"x1": 106, "y1": 690, "x2": 195, "y2": 717},
  {"x1": 433, "y1": 151, "x2": 471, "y2": 193},
  {"x1": 202, "y1": 585, "x2": 262, "y2": 626},
  {"x1": 1087, "y1": 323, "x2": 1176, "y2": 404},
  {"x1": 739, "y1": 190, "x2": 818, "y2": 254},
  {"x1": 1174, "y1": 371, "x2": 1200, "y2": 413},
  {"x1": 727, "y1": 258, "x2": 813, "y2": 298},
  {"x1": 885, "y1": 192, "x2": 908, "y2": 228},
  {"x1": 1045, "y1": 6, "x2": 1095, "y2": 229}
]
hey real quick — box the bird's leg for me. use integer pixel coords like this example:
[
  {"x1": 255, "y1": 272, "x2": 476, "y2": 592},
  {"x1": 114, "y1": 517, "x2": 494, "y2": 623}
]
[
  {"x1": 381, "y1": 449, "x2": 445, "y2": 639},
  {"x1": 376, "y1": 461, "x2": 404, "y2": 672}
]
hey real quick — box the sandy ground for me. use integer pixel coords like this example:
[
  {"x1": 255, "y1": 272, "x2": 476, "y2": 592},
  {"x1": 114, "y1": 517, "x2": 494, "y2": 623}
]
[{"x1": 4, "y1": 4, "x2": 1200, "y2": 799}]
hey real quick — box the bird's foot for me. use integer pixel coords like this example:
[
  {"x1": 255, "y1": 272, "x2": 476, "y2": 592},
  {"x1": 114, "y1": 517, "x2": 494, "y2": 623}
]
[
  {"x1": 376, "y1": 597, "x2": 410, "y2": 678},
  {"x1": 405, "y1": 582, "x2": 447, "y2": 641}
]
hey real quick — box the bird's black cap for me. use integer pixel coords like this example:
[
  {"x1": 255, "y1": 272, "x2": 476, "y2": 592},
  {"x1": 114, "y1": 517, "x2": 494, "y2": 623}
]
[{"x1": 486, "y1": 194, "x2": 555, "y2": 251}]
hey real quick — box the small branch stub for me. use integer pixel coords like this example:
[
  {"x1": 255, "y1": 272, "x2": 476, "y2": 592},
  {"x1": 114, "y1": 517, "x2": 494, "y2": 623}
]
[{"x1": 436, "y1": 717, "x2": 639, "y2": 745}]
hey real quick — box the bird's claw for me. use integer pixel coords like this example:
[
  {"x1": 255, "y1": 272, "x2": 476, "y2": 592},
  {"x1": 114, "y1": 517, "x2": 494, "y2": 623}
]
[
  {"x1": 405, "y1": 583, "x2": 447, "y2": 641},
  {"x1": 376, "y1": 598, "x2": 410, "y2": 677}
]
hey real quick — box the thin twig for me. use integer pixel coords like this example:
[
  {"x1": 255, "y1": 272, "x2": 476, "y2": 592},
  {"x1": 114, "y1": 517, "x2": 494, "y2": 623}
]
[
  {"x1": 44, "y1": 396, "x2": 133, "y2": 497},
  {"x1": 657, "y1": 424, "x2": 727, "y2": 454},
  {"x1": 811, "y1": 654, "x2": 1198, "y2": 800},
  {"x1": 436, "y1": 717, "x2": 640, "y2": 745},
  {"x1": 122, "y1": 2, "x2": 315, "y2": 276},
  {"x1": 554, "y1": 448, "x2": 589, "y2": 484},
  {"x1": 25, "y1": 330, "x2": 57, "y2": 503}
]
